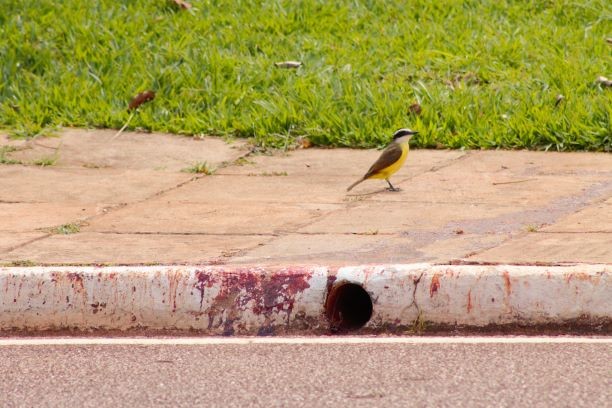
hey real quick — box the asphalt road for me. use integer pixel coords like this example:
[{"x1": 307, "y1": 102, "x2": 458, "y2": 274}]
[{"x1": 1, "y1": 337, "x2": 610, "y2": 408}]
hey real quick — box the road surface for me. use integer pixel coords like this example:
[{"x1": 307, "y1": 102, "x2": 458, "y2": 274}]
[{"x1": 1, "y1": 337, "x2": 610, "y2": 407}]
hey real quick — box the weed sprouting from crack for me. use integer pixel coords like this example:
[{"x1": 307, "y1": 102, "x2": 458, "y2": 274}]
[
  {"x1": 181, "y1": 161, "x2": 216, "y2": 175},
  {"x1": 49, "y1": 222, "x2": 84, "y2": 235},
  {"x1": 406, "y1": 272, "x2": 425, "y2": 333},
  {"x1": 247, "y1": 171, "x2": 288, "y2": 177},
  {"x1": 233, "y1": 157, "x2": 255, "y2": 166},
  {"x1": 6, "y1": 260, "x2": 37, "y2": 267},
  {"x1": 411, "y1": 311, "x2": 427, "y2": 333},
  {"x1": 343, "y1": 195, "x2": 368, "y2": 202},
  {"x1": 0, "y1": 146, "x2": 22, "y2": 165},
  {"x1": 33, "y1": 155, "x2": 58, "y2": 167}
]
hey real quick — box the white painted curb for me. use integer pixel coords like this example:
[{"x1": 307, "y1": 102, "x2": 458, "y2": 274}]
[{"x1": 0, "y1": 264, "x2": 609, "y2": 334}]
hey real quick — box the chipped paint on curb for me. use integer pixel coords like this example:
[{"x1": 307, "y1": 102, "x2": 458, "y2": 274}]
[{"x1": 0, "y1": 264, "x2": 610, "y2": 333}]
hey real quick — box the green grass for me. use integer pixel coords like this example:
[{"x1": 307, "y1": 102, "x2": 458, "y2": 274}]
[
  {"x1": 248, "y1": 171, "x2": 289, "y2": 176},
  {"x1": 0, "y1": 146, "x2": 21, "y2": 164},
  {"x1": 6, "y1": 260, "x2": 36, "y2": 267},
  {"x1": 181, "y1": 161, "x2": 216, "y2": 174},
  {"x1": 32, "y1": 155, "x2": 58, "y2": 167},
  {"x1": 50, "y1": 222, "x2": 82, "y2": 235},
  {"x1": 0, "y1": 0, "x2": 610, "y2": 151}
]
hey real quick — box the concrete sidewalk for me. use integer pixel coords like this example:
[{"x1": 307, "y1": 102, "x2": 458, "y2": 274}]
[
  {"x1": 2, "y1": 128, "x2": 611, "y2": 266},
  {"x1": 0, "y1": 129, "x2": 610, "y2": 333}
]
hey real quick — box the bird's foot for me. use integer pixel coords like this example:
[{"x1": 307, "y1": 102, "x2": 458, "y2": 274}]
[
  {"x1": 385, "y1": 180, "x2": 400, "y2": 192},
  {"x1": 386, "y1": 187, "x2": 401, "y2": 192}
]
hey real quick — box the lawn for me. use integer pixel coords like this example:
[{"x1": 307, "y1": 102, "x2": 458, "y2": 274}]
[{"x1": 0, "y1": 0, "x2": 610, "y2": 150}]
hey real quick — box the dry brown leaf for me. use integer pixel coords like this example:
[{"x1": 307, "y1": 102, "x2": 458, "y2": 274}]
[
  {"x1": 407, "y1": 102, "x2": 422, "y2": 115},
  {"x1": 296, "y1": 136, "x2": 313, "y2": 149},
  {"x1": 128, "y1": 90, "x2": 156, "y2": 111}
]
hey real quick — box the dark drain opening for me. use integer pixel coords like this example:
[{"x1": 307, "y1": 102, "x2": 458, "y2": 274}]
[{"x1": 326, "y1": 282, "x2": 373, "y2": 331}]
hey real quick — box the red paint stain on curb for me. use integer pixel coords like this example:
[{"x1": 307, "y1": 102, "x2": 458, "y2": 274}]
[
  {"x1": 565, "y1": 272, "x2": 597, "y2": 283},
  {"x1": 467, "y1": 289, "x2": 473, "y2": 313},
  {"x1": 67, "y1": 272, "x2": 85, "y2": 291},
  {"x1": 167, "y1": 270, "x2": 184, "y2": 312},
  {"x1": 194, "y1": 270, "x2": 216, "y2": 309},
  {"x1": 430, "y1": 273, "x2": 441, "y2": 297},
  {"x1": 200, "y1": 268, "x2": 313, "y2": 336},
  {"x1": 502, "y1": 271, "x2": 512, "y2": 296}
]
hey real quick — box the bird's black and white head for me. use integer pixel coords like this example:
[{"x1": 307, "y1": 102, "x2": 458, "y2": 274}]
[{"x1": 392, "y1": 128, "x2": 418, "y2": 143}]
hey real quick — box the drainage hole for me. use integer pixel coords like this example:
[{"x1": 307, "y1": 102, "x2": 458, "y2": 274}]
[{"x1": 326, "y1": 282, "x2": 373, "y2": 331}]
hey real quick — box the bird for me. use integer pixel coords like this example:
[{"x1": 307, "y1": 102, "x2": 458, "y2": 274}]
[{"x1": 347, "y1": 128, "x2": 418, "y2": 192}]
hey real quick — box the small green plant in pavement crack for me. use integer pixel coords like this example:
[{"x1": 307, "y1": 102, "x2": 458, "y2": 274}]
[
  {"x1": 33, "y1": 156, "x2": 58, "y2": 167},
  {"x1": 182, "y1": 161, "x2": 216, "y2": 175},
  {"x1": 50, "y1": 222, "x2": 82, "y2": 235},
  {"x1": 0, "y1": 146, "x2": 21, "y2": 165}
]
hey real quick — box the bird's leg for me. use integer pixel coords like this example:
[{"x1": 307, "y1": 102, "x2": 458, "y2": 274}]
[{"x1": 386, "y1": 179, "x2": 400, "y2": 192}]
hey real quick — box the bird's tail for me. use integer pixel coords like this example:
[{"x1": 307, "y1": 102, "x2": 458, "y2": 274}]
[{"x1": 347, "y1": 178, "x2": 365, "y2": 192}]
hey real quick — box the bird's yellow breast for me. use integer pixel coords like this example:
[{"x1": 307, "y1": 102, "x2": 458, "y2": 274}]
[{"x1": 369, "y1": 141, "x2": 409, "y2": 179}]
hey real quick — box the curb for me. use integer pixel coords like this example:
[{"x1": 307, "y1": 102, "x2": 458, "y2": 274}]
[{"x1": 1, "y1": 264, "x2": 610, "y2": 334}]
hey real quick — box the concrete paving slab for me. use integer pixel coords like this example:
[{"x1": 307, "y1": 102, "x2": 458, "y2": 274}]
[
  {"x1": 0, "y1": 232, "x2": 47, "y2": 255},
  {"x1": 415, "y1": 233, "x2": 508, "y2": 262},
  {"x1": 217, "y1": 148, "x2": 466, "y2": 177},
  {"x1": 352, "y1": 150, "x2": 612, "y2": 204},
  {"x1": 469, "y1": 232, "x2": 612, "y2": 264},
  {"x1": 0, "y1": 203, "x2": 100, "y2": 232},
  {"x1": 0, "y1": 232, "x2": 270, "y2": 265},
  {"x1": 2, "y1": 129, "x2": 246, "y2": 172},
  {"x1": 153, "y1": 174, "x2": 350, "y2": 204},
  {"x1": 449, "y1": 150, "x2": 612, "y2": 176},
  {"x1": 299, "y1": 202, "x2": 523, "y2": 234},
  {"x1": 0, "y1": 166, "x2": 192, "y2": 204},
  {"x1": 83, "y1": 172, "x2": 349, "y2": 235},
  {"x1": 231, "y1": 233, "x2": 418, "y2": 265},
  {"x1": 232, "y1": 232, "x2": 508, "y2": 265},
  {"x1": 368, "y1": 169, "x2": 608, "y2": 207},
  {"x1": 543, "y1": 198, "x2": 612, "y2": 233},
  {"x1": 2, "y1": 130, "x2": 611, "y2": 268},
  {"x1": 84, "y1": 200, "x2": 327, "y2": 235}
]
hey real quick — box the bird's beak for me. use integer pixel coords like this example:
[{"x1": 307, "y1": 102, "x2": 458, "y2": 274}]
[{"x1": 410, "y1": 131, "x2": 419, "y2": 135}]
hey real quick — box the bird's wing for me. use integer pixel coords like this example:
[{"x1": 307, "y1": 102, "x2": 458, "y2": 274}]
[{"x1": 363, "y1": 143, "x2": 403, "y2": 179}]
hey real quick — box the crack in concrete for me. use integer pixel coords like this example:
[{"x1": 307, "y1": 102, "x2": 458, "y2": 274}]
[
  {"x1": 426, "y1": 151, "x2": 472, "y2": 172},
  {"x1": 399, "y1": 230, "x2": 477, "y2": 260},
  {"x1": 374, "y1": 178, "x2": 612, "y2": 263},
  {"x1": 383, "y1": 151, "x2": 472, "y2": 189},
  {"x1": 538, "y1": 231, "x2": 612, "y2": 234},
  {"x1": 1, "y1": 233, "x2": 53, "y2": 255},
  {"x1": 294, "y1": 153, "x2": 474, "y2": 229},
  {"x1": 272, "y1": 231, "x2": 396, "y2": 236},
  {"x1": 411, "y1": 272, "x2": 423, "y2": 312},
  {"x1": 398, "y1": 272, "x2": 424, "y2": 329},
  {"x1": 90, "y1": 231, "x2": 280, "y2": 237},
  {"x1": 2, "y1": 147, "x2": 256, "y2": 256},
  {"x1": 5, "y1": 145, "x2": 608, "y2": 266},
  {"x1": 460, "y1": 179, "x2": 612, "y2": 260},
  {"x1": 231, "y1": 151, "x2": 474, "y2": 263}
]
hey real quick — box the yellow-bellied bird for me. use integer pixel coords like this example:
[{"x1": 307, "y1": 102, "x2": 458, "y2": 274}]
[{"x1": 347, "y1": 128, "x2": 418, "y2": 192}]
